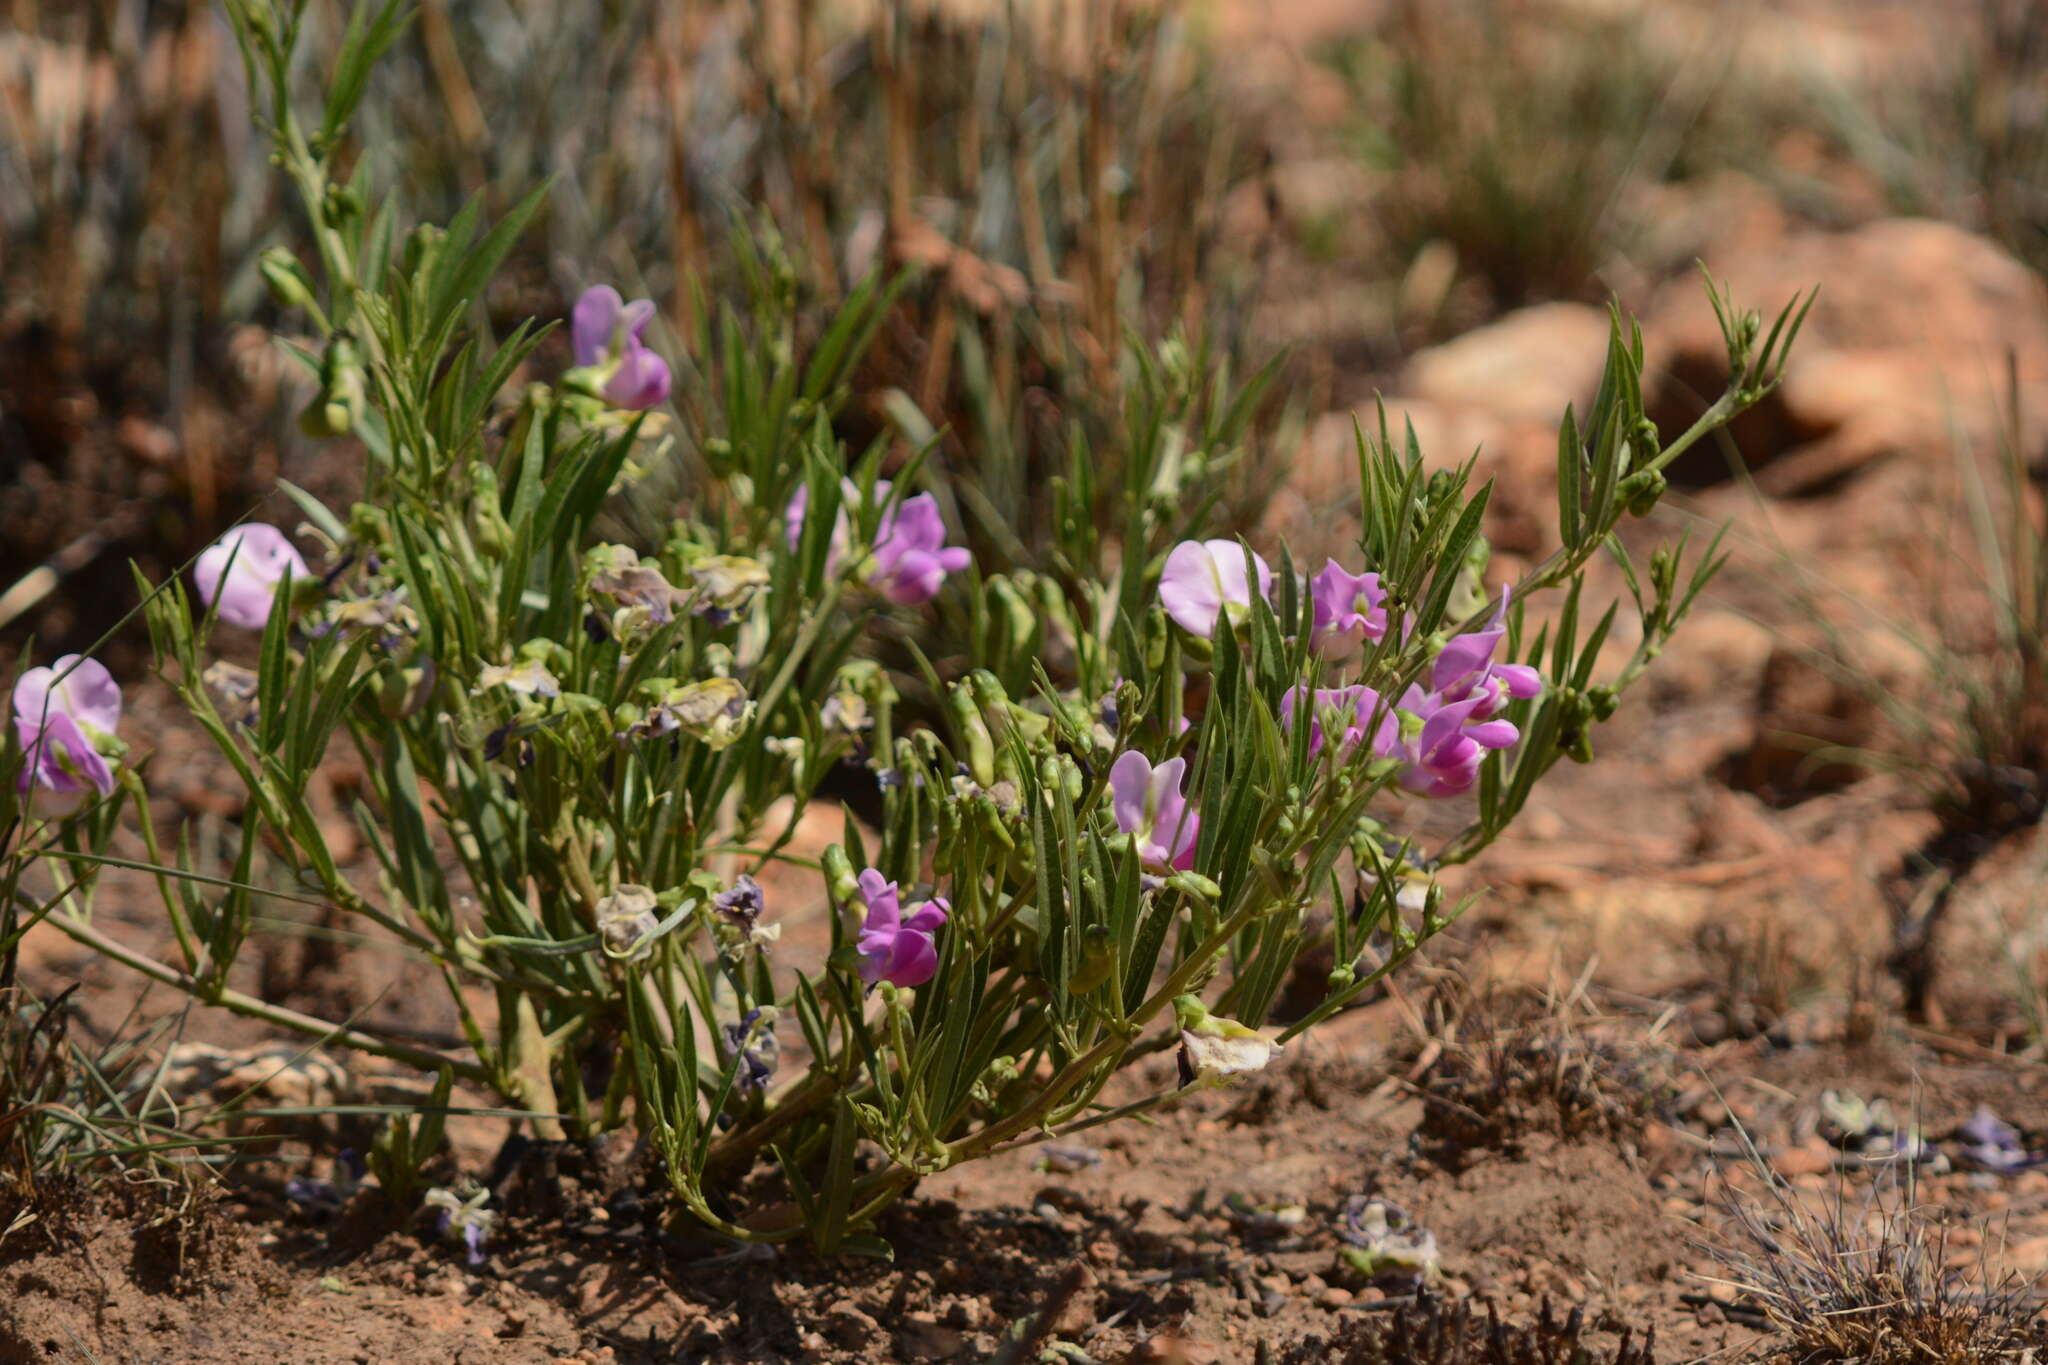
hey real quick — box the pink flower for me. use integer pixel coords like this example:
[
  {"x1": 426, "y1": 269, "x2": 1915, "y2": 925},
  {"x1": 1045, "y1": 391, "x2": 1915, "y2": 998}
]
[
  {"x1": 869, "y1": 494, "x2": 974, "y2": 605},
  {"x1": 12, "y1": 655, "x2": 120, "y2": 798},
  {"x1": 1108, "y1": 751, "x2": 1200, "y2": 870},
  {"x1": 571, "y1": 285, "x2": 671, "y2": 410},
  {"x1": 855, "y1": 869, "x2": 949, "y2": 988},
  {"x1": 1430, "y1": 589, "x2": 1543, "y2": 719},
  {"x1": 1391, "y1": 687, "x2": 1520, "y2": 798},
  {"x1": 1280, "y1": 684, "x2": 1398, "y2": 760},
  {"x1": 785, "y1": 479, "x2": 971, "y2": 605},
  {"x1": 194, "y1": 524, "x2": 309, "y2": 629},
  {"x1": 1158, "y1": 539, "x2": 1274, "y2": 638},
  {"x1": 1308, "y1": 562, "x2": 1389, "y2": 654}
]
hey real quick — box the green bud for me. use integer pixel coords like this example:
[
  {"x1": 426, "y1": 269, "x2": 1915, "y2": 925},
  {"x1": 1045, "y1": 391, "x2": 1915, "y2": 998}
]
[
  {"x1": 321, "y1": 181, "x2": 363, "y2": 230},
  {"x1": 259, "y1": 246, "x2": 316, "y2": 313},
  {"x1": 401, "y1": 222, "x2": 447, "y2": 279},
  {"x1": 1069, "y1": 925, "x2": 1117, "y2": 994},
  {"x1": 1620, "y1": 469, "x2": 1667, "y2": 518},
  {"x1": 986, "y1": 577, "x2": 1038, "y2": 658},
  {"x1": 1144, "y1": 610, "x2": 1169, "y2": 672},
  {"x1": 299, "y1": 331, "x2": 366, "y2": 438},
  {"x1": 469, "y1": 463, "x2": 510, "y2": 558},
  {"x1": 822, "y1": 845, "x2": 861, "y2": 904},
  {"x1": 948, "y1": 686, "x2": 997, "y2": 788}
]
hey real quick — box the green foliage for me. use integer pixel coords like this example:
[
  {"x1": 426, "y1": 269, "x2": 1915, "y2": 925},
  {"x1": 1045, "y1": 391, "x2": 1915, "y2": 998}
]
[{"x1": 7, "y1": 0, "x2": 1806, "y2": 1252}]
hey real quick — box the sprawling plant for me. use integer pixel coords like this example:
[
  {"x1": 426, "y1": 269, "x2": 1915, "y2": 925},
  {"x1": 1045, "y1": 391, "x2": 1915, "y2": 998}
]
[{"x1": 9, "y1": 0, "x2": 1807, "y2": 1253}]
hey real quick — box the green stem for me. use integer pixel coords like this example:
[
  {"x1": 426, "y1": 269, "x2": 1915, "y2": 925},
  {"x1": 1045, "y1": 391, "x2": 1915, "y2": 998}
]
[{"x1": 40, "y1": 910, "x2": 491, "y2": 1082}]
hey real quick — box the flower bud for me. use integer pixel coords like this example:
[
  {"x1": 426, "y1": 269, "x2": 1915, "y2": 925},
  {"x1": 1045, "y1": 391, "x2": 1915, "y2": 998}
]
[
  {"x1": 321, "y1": 181, "x2": 363, "y2": 230},
  {"x1": 259, "y1": 246, "x2": 317, "y2": 313},
  {"x1": 1621, "y1": 469, "x2": 1667, "y2": 518},
  {"x1": 822, "y1": 844, "x2": 861, "y2": 904},
  {"x1": 948, "y1": 686, "x2": 997, "y2": 789},
  {"x1": 299, "y1": 331, "x2": 367, "y2": 438}
]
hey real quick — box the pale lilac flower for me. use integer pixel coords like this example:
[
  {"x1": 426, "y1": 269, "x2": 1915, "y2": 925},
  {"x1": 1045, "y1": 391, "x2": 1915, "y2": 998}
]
[
  {"x1": 12, "y1": 655, "x2": 121, "y2": 798},
  {"x1": 1309, "y1": 562, "x2": 1389, "y2": 653},
  {"x1": 1279, "y1": 684, "x2": 1397, "y2": 760},
  {"x1": 1158, "y1": 539, "x2": 1274, "y2": 638},
  {"x1": 1959, "y1": 1108, "x2": 2035, "y2": 1171},
  {"x1": 854, "y1": 869, "x2": 948, "y2": 988},
  {"x1": 424, "y1": 1186, "x2": 495, "y2": 1267},
  {"x1": 194, "y1": 524, "x2": 309, "y2": 629},
  {"x1": 1431, "y1": 589, "x2": 1543, "y2": 719},
  {"x1": 571, "y1": 285, "x2": 671, "y2": 410},
  {"x1": 785, "y1": 478, "x2": 971, "y2": 605},
  {"x1": 1108, "y1": 751, "x2": 1200, "y2": 870}
]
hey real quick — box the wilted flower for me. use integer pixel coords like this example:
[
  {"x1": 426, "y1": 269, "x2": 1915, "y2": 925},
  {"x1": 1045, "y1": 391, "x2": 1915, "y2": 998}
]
[
  {"x1": 688, "y1": 555, "x2": 770, "y2": 624},
  {"x1": 1308, "y1": 562, "x2": 1389, "y2": 653},
  {"x1": 820, "y1": 690, "x2": 872, "y2": 735},
  {"x1": 424, "y1": 1185, "x2": 496, "y2": 1267},
  {"x1": 327, "y1": 591, "x2": 419, "y2": 642},
  {"x1": 203, "y1": 660, "x2": 262, "y2": 728},
  {"x1": 1174, "y1": 995, "x2": 1281, "y2": 1089},
  {"x1": 194, "y1": 524, "x2": 309, "y2": 629},
  {"x1": 476, "y1": 658, "x2": 561, "y2": 698},
  {"x1": 785, "y1": 479, "x2": 971, "y2": 605},
  {"x1": 12, "y1": 654, "x2": 121, "y2": 799},
  {"x1": 1338, "y1": 1197, "x2": 1439, "y2": 1283},
  {"x1": 1819, "y1": 1089, "x2": 1895, "y2": 1144},
  {"x1": 595, "y1": 885, "x2": 663, "y2": 961},
  {"x1": 571, "y1": 285, "x2": 670, "y2": 410},
  {"x1": 721, "y1": 1007, "x2": 779, "y2": 1095},
  {"x1": 1158, "y1": 539, "x2": 1274, "y2": 638},
  {"x1": 854, "y1": 868, "x2": 948, "y2": 988},
  {"x1": 1280, "y1": 684, "x2": 1398, "y2": 760},
  {"x1": 591, "y1": 561, "x2": 693, "y2": 625},
  {"x1": 713, "y1": 873, "x2": 780, "y2": 948},
  {"x1": 1109, "y1": 751, "x2": 1199, "y2": 870},
  {"x1": 662, "y1": 677, "x2": 752, "y2": 749}
]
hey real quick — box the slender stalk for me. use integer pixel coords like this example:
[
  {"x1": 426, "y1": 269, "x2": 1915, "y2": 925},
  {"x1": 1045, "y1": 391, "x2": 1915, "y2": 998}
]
[{"x1": 40, "y1": 910, "x2": 491, "y2": 1082}]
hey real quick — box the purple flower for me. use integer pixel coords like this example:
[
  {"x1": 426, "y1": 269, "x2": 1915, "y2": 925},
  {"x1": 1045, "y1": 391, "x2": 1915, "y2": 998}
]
[
  {"x1": 1159, "y1": 539, "x2": 1274, "y2": 638},
  {"x1": 571, "y1": 285, "x2": 671, "y2": 410},
  {"x1": 1431, "y1": 589, "x2": 1543, "y2": 719},
  {"x1": 1109, "y1": 751, "x2": 1200, "y2": 870},
  {"x1": 194, "y1": 524, "x2": 309, "y2": 630},
  {"x1": 1958, "y1": 1108, "x2": 2035, "y2": 1171},
  {"x1": 870, "y1": 494, "x2": 974, "y2": 605},
  {"x1": 12, "y1": 654, "x2": 120, "y2": 798},
  {"x1": 1391, "y1": 688, "x2": 1519, "y2": 798},
  {"x1": 854, "y1": 869, "x2": 948, "y2": 987},
  {"x1": 1309, "y1": 562, "x2": 1389, "y2": 654},
  {"x1": 785, "y1": 478, "x2": 971, "y2": 605},
  {"x1": 1279, "y1": 684, "x2": 1397, "y2": 760}
]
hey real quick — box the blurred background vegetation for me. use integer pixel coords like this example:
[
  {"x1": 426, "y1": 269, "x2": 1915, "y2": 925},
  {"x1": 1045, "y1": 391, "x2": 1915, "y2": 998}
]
[{"x1": 2, "y1": 0, "x2": 2041, "y2": 661}]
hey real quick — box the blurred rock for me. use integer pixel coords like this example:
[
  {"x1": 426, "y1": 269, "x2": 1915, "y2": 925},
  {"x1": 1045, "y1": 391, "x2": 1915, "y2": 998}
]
[
  {"x1": 1400, "y1": 302, "x2": 1613, "y2": 427},
  {"x1": 1643, "y1": 219, "x2": 2048, "y2": 494}
]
